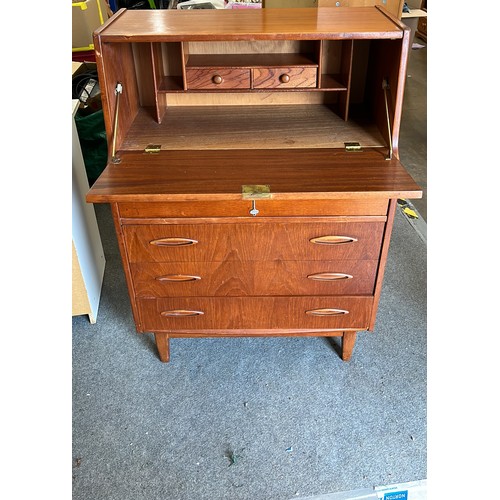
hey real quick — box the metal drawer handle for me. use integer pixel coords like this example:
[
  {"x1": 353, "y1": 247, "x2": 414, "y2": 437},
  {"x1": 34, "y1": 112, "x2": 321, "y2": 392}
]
[
  {"x1": 279, "y1": 73, "x2": 290, "y2": 83},
  {"x1": 306, "y1": 308, "x2": 349, "y2": 316},
  {"x1": 156, "y1": 274, "x2": 201, "y2": 282},
  {"x1": 150, "y1": 237, "x2": 198, "y2": 247},
  {"x1": 307, "y1": 272, "x2": 353, "y2": 281},
  {"x1": 161, "y1": 310, "x2": 204, "y2": 317},
  {"x1": 212, "y1": 75, "x2": 223, "y2": 84},
  {"x1": 310, "y1": 235, "x2": 358, "y2": 245}
]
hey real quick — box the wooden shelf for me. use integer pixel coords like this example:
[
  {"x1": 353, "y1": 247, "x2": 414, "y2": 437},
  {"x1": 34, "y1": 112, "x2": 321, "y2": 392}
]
[{"x1": 121, "y1": 105, "x2": 385, "y2": 151}]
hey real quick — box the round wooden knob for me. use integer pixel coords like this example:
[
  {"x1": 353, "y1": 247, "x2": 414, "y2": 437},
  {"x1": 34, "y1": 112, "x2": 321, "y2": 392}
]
[
  {"x1": 212, "y1": 75, "x2": 223, "y2": 84},
  {"x1": 279, "y1": 74, "x2": 290, "y2": 84}
]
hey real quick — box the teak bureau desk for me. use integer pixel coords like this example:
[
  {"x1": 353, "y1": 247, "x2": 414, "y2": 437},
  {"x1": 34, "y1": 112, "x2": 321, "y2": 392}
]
[{"x1": 86, "y1": 6, "x2": 422, "y2": 363}]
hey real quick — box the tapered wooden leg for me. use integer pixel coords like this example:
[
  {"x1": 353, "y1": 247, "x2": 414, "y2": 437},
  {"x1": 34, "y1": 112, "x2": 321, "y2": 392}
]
[
  {"x1": 154, "y1": 333, "x2": 170, "y2": 363},
  {"x1": 342, "y1": 331, "x2": 357, "y2": 361}
]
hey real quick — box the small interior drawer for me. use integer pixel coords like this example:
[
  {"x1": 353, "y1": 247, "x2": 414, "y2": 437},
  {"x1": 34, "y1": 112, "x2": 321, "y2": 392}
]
[
  {"x1": 252, "y1": 67, "x2": 317, "y2": 88},
  {"x1": 186, "y1": 68, "x2": 251, "y2": 89}
]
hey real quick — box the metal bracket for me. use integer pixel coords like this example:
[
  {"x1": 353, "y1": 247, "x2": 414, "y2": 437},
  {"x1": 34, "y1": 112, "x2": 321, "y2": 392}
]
[
  {"x1": 145, "y1": 144, "x2": 161, "y2": 154},
  {"x1": 111, "y1": 82, "x2": 123, "y2": 164},
  {"x1": 382, "y1": 78, "x2": 393, "y2": 160},
  {"x1": 344, "y1": 141, "x2": 362, "y2": 152}
]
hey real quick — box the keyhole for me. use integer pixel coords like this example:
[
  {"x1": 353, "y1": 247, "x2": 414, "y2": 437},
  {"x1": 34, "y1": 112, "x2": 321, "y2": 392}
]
[{"x1": 249, "y1": 200, "x2": 259, "y2": 217}]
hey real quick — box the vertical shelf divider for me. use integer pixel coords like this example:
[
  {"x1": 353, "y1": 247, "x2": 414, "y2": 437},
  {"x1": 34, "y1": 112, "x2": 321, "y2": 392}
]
[
  {"x1": 316, "y1": 40, "x2": 324, "y2": 89},
  {"x1": 338, "y1": 39, "x2": 354, "y2": 121},
  {"x1": 151, "y1": 42, "x2": 167, "y2": 124},
  {"x1": 181, "y1": 41, "x2": 189, "y2": 91}
]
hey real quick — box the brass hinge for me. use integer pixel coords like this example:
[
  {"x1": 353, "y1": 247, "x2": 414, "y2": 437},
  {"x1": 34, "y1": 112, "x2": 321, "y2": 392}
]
[
  {"x1": 144, "y1": 144, "x2": 161, "y2": 154},
  {"x1": 344, "y1": 142, "x2": 362, "y2": 152},
  {"x1": 242, "y1": 184, "x2": 272, "y2": 199}
]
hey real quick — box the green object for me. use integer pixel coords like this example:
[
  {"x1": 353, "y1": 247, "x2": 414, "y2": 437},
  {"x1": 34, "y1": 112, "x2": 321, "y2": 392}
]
[
  {"x1": 147, "y1": 0, "x2": 156, "y2": 8},
  {"x1": 75, "y1": 109, "x2": 108, "y2": 186}
]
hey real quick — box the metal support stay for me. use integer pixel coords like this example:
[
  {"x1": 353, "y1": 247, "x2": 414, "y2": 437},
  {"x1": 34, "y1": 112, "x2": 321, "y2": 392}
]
[
  {"x1": 111, "y1": 82, "x2": 123, "y2": 164},
  {"x1": 382, "y1": 78, "x2": 393, "y2": 161}
]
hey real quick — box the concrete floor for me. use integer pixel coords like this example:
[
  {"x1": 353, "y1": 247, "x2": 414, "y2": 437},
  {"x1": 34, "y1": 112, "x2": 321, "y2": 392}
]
[{"x1": 399, "y1": 36, "x2": 427, "y2": 222}]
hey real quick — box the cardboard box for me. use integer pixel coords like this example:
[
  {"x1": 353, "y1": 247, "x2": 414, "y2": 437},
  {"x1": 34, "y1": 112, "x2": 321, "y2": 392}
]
[
  {"x1": 405, "y1": 0, "x2": 422, "y2": 9},
  {"x1": 402, "y1": 0, "x2": 427, "y2": 22},
  {"x1": 72, "y1": 0, "x2": 107, "y2": 51},
  {"x1": 401, "y1": 5, "x2": 427, "y2": 48}
]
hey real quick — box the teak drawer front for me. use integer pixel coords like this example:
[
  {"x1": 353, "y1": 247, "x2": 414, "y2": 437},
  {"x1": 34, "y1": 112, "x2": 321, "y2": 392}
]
[
  {"x1": 186, "y1": 68, "x2": 251, "y2": 89},
  {"x1": 131, "y1": 260, "x2": 379, "y2": 298},
  {"x1": 252, "y1": 67, "x2": 317, "y2": 88},
  {"x1": 138, "y1": 296, "x2": 373, "y2": 331},
  {"x1": 119, "y1": 200, "x2": 389, "y2": 218},
  {"x1": 123, "y1": 222, "x2": 385, "y2": 263}
]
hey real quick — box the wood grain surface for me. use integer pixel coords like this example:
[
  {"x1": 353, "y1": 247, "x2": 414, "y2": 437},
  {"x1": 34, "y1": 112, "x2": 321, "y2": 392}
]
[
  {"x1": 117, "y1": 199, "x2": 389, "y2": 218},
  {"x1": 95, "y1": 7, "x2": 405, "y2": 42},
  {"x1": 131, "y1": 259, "x2": 379, "y2": 297},
  {"x1": 137, "y1": 296, "x2": 373, "y2": 331},
  {"x1": 120, "y1": 105, "x2": 385, "y2": 151},
  {"x1": 87, "y1": 149, "x2": 422, "y2": 203},
  {"x1": 123, "y1": 221, "x2": 385, "y2": 263}
]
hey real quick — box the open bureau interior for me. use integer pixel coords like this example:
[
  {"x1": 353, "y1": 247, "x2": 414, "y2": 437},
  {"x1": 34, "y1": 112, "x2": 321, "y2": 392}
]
[
  {"x1": 94, "y1": 8, "x2": 410, "y2": 154},
  {"x1": 87, "y1": 6, "x2": 422, "y2": 363}
]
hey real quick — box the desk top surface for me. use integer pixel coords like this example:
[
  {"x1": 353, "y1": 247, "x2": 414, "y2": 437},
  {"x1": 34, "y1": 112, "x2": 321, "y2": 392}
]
[{"x1": 96, "y1": 7, "x2": 407, "y2": 42}]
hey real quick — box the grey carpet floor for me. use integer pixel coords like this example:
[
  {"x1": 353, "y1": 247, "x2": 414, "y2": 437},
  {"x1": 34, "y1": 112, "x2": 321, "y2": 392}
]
[{"x1": 72, "y1": 204, "x2": 426, "y2": 500}]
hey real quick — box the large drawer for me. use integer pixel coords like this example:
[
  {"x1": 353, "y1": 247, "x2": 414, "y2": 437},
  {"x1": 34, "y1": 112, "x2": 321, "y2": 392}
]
[
  {"x1": 131, "y1": 260, "x2": 378, "y2": 297},
  {"x1": 123, "y1": 221, "x2": 385, "y2": 263},
  {"x1": 138, "y1": 296, "x2": 373, "y2": 331}
]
